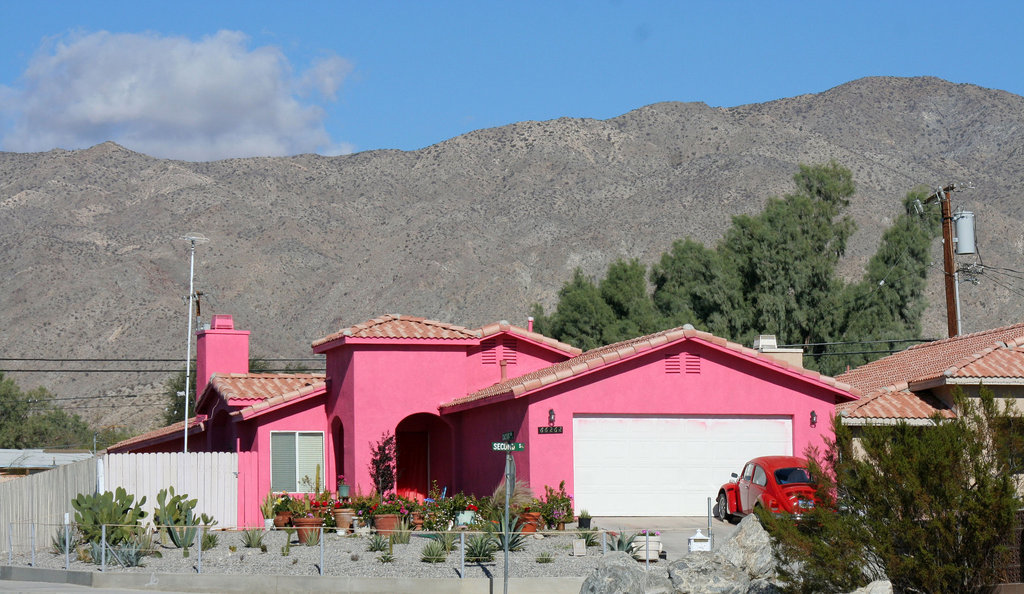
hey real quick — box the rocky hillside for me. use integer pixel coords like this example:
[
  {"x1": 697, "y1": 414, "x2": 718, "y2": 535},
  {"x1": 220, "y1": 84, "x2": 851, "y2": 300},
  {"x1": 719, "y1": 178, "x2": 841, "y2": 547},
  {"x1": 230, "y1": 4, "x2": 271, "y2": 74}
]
[{"x1": 1, "y1": 76, "x2": 1021, "y2": 433}]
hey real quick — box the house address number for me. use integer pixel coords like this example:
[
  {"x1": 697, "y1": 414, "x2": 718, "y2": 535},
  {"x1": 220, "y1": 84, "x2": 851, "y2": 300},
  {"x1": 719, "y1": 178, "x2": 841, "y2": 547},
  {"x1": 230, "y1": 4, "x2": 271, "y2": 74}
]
[{"x1": 538, "y1": 426, "x2": 563, "y2": 434}]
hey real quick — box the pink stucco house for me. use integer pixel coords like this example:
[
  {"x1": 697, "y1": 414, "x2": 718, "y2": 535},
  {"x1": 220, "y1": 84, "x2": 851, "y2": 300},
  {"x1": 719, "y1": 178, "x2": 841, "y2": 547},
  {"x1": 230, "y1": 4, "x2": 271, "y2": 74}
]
[{"x1": 111, "y1": 313, "x2": 857, "y2": 525}]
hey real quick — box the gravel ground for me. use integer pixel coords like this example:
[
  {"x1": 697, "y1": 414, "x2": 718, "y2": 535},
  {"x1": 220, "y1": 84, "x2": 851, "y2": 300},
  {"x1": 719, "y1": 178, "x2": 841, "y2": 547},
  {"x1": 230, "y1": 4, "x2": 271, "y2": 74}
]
[{"x1": 10, "y1": 528, "x2": 613, "y2": 579}]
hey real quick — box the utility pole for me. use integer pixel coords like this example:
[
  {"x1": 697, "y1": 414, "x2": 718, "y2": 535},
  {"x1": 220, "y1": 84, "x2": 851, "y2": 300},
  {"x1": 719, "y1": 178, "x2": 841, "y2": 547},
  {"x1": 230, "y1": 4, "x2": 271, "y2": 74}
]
[
  {"x1": 179, "y1": 234, "x2": 208, "y2": 453},
  {"x1": 923, "y1": 184, "x2": 961, "y2": 338}
]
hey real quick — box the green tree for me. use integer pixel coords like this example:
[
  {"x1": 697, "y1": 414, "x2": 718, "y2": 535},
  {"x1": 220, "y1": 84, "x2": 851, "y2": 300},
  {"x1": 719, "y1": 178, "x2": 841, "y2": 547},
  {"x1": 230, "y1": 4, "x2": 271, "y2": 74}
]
[
  {"x1": 762, "y1": 387, "x2": 1019, "y2": 592},
  {"x1": 0, "y1": 373, "x2": 92, "y2": 449},
  {"x1": 536, "y1": 161, "x2": 939, "y2": 375},
  {"x1": 532, "y1": 269, "x2": 616, "y2": 351},
  {"x1": 816, "y1": 189, "x2": 941, "y2": 375},
  {"x1": 653, "y1": 160, "x2": 856, "y2": 350},
  {"x1": 162, "y1": 368, "x2": 197, "y2": 427}
]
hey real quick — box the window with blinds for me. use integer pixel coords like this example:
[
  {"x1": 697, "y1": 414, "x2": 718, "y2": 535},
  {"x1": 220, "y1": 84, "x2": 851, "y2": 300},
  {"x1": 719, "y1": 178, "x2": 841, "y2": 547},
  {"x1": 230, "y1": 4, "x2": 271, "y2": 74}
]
[{"x1": 270, "y1": 431, "x2": 324, "y2": 492}]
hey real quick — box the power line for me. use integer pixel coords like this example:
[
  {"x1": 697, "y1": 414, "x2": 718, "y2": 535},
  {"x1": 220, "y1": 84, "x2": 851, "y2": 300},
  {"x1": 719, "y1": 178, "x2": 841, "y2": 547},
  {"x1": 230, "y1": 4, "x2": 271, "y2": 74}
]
[
  {"x1": 0, "y1": 357, "x2": 324, "y2": 362},
  {"x1": 780, "y1": 337, "x2": 935, "y2": 348}
]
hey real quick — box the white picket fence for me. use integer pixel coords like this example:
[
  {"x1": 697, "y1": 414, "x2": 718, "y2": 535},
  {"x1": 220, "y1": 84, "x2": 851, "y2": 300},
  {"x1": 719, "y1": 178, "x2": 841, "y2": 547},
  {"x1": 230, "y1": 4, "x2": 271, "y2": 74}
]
[{"x1": 2, "y1": 452, "x2": 238, "y2": 554}]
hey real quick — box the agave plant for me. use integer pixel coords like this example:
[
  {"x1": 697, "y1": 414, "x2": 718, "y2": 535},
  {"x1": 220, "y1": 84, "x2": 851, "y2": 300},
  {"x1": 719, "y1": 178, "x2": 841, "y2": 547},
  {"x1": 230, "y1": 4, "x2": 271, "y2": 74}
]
[
  {"x1": 240, "y1": 528, "x2": 266, "y2": 549},
  {"x1": 464, "y1": 533, "x2": 497, "y2": 562},
  {"x1": 420, "y1": 539, "x2": 448, "y2": 563},
  {"x1": 486, "y1": 510, "x2": 527, "y2": 552},
  {"x1": 427, "y1": 530, "x2": 458, "y2": 552},
  {"x1": 606, "y1": 531, "x2": 638, "y2": 554}
]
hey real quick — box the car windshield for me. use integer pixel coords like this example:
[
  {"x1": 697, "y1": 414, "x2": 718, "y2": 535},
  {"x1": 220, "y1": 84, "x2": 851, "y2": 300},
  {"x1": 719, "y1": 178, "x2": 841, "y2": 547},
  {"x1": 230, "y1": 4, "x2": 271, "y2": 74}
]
[{"x1": 774, "y1": 467, "x2": 812, "y2": 485}]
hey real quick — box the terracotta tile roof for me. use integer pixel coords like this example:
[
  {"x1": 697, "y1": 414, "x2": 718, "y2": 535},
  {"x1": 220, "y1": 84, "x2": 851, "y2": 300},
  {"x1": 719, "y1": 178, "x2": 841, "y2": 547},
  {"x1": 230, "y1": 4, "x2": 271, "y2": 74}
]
[
  {"x1": 313, "y1": 314, "x2": 480, "y2": 346},
  {"x1": 210, "y1": 373, "x2": 326, "y2": 402},
  {"x1": 837, "y1": 323, "x2": 1024, "y2": 394},
  {"x1": 836, "y1": 386, "x2": 956, "y2": 421},
  {"x1": 441, "y1": 325, "x2": 856, "y2": 410},
  {"x1": 478, "y1": 321, "x2": 582, "y2": 356},
  {"x1": 236, "y1": 377, "x2": 328, "y2": 419},
  {"x1": 107, "y1": 417, "x2": 204, "y2": 452},
  {"x1": 835, "y1": 323, "x2": 1024, "y2": 421}
]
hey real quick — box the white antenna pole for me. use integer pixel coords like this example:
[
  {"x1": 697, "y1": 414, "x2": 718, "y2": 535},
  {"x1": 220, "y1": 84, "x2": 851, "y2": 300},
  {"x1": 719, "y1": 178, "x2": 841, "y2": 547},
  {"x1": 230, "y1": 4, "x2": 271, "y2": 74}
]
[{"x1": 180, "y1": 234, "x2": 208, "y2": 454}]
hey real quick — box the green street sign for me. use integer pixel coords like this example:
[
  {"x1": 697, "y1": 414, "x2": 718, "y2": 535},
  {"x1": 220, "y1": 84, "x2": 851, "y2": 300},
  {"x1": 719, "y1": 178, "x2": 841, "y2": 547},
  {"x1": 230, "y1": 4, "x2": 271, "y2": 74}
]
[{"x1": 492, "y1": 442, "x2": 524, "y2": 452}]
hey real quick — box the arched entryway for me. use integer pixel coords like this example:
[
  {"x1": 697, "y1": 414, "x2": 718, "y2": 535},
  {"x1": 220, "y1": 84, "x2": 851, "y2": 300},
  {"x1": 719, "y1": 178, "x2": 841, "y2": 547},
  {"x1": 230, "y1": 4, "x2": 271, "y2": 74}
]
[
  {"x1": 395, "y1": 413, "x2": 454, "y2": 501},
  {"x1": 331, "y1": 417, "x2": 345, "y2": 489}
]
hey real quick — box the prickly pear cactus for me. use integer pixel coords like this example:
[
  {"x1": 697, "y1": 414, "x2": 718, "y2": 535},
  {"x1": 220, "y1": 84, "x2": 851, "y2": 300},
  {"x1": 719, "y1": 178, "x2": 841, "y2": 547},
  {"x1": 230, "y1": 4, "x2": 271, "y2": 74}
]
[{"x1": 70, "y1": 487, "x2": 147, "y2": 545}]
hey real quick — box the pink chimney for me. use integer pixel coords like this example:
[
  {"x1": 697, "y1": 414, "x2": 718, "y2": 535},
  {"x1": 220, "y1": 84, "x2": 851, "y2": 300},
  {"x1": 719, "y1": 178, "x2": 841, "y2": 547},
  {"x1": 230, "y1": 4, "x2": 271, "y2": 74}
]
[{"x1": 195, "y1": 314, "x2": 250, "y2": 399}]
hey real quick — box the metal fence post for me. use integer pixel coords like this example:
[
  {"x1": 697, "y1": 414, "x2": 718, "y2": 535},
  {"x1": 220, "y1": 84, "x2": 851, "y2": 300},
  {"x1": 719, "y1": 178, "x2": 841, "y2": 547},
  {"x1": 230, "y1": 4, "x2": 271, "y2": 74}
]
[
  {"x1": 459, "y1": 531, "x2": 465, "y2": 579},
  {"x1": 8, "y1": 523, "x2": 14, "y2": 564},
  {"x1": 197, "y1": 526, "x2": 203, "y2": 574},
  {"x1": 101, "y1": 524, "x2": 106, "y2": 571},
  {"x1": 601, "y1": 530, "x2": 607, "y2": 554},
  {"x1": 64, "y1": 522, "x2": 70, "y2": 570},
  {"x1": 708, "y1": 496, "x2": 714, "y2": 549},
  {"x1": 30, "y1": 522, "x2": 35, "y2": 567},
  {"x1": 319, "y1": 526, "x2": 324, "y2": 576}
]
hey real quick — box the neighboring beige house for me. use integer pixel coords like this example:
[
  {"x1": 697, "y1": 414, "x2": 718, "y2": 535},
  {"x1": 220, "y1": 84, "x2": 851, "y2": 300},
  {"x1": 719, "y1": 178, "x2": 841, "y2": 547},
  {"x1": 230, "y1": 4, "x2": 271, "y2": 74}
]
[{"x1": 836, "y1": 322, "x2": 1024, "y2": 425}]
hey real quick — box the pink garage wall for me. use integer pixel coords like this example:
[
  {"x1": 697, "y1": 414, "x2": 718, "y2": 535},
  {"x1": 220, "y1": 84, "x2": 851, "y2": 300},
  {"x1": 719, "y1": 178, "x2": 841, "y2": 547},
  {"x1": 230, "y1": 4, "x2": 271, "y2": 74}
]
[{"x1": 454, "y1": 339, "x2": 844, "y2": 502}]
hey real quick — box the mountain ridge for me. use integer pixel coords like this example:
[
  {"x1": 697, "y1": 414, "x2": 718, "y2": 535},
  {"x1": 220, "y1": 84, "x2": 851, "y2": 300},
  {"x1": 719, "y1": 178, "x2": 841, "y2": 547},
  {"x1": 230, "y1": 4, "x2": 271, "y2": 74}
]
[{"x1": 2, "y1": 75, "x2": 1021, "y2": 434}]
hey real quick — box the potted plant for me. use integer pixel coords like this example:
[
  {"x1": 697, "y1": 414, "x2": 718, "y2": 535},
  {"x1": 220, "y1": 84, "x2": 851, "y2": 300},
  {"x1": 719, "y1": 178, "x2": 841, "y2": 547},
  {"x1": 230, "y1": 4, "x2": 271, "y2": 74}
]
[
  {"x1": 332, "y1": 499, "x2": 356, "y2": 533},
  {"x1": 515, "y1": 499, "x2": 543, "y2": 533},
  {"x1": 541, "y1": 481, "x2": 573, "y2": 530},
  {"x1": 634, "y1": 529, "x2": 662, "y2": 561},
  {"x1": 369, "y1": 493, "x2": 407, "y2": 534},
  {"x1": 336, "y1": 474, "x2": 350, "y2": 499},
  {"x1": 292, "y1": 512, "x2": 325, "y2": 545},
  {"x1": 577, "y1": 508, "x2": 592, "y2": 529},
  {"x1": 455, "y1": 502, "x2": 478, "y2": 526},
  {"x1": 272, "y1": 493, "x2": 294, "y2": 527},
  {"x1": 259, "y1": 491, "x2": 277, "y2": 528}
]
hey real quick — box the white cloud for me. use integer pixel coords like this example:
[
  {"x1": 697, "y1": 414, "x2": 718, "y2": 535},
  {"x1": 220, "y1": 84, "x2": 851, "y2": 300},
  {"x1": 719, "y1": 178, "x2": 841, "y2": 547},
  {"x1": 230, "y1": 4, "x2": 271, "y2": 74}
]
[{"x1": 0, "y1": 30, "x2": 353, "y2": 161}]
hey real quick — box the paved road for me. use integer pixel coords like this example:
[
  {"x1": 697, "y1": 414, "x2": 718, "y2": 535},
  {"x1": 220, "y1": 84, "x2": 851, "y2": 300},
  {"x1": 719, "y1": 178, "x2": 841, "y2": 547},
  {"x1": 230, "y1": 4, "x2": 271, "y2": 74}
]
[{"x1": 592, "y1": 515, "x2": 739, "y2": 562}]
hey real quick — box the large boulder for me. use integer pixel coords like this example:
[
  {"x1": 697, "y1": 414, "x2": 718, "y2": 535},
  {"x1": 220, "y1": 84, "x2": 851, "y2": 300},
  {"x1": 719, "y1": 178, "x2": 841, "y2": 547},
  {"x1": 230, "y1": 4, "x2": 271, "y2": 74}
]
[
  {"x1": 579, "y1": 551, "x2": 675, "y2": 594},
  {"x1": 847, "y1": 581, "x2": 893, "y2": 594},
  {"x1": 666, "y1": 553, "x2": 750, "y2": 593},
  {"x1": 717, "y1": 514, "x2": 778, "y2": 580}
]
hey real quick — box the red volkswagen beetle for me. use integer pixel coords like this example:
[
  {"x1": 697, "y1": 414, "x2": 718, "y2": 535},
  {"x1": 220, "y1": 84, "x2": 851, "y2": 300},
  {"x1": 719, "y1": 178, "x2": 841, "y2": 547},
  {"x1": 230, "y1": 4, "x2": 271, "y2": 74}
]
[{"x1": 716, "y1": 456, "x2": 816, "y2": 522}]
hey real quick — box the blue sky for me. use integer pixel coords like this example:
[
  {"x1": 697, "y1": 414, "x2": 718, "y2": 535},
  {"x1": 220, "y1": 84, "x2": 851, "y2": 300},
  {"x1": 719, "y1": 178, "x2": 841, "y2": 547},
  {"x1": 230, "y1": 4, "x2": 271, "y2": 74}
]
[{"x1": 1, "y1": 1, "x2": 1020, "y2": 160}]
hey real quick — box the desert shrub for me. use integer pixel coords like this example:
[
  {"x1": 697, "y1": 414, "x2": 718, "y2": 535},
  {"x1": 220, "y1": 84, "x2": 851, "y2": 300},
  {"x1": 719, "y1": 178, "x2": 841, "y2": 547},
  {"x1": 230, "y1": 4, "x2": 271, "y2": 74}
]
[{"x1": 762, "y1": 388, "x2": 1021, "y2": 593}]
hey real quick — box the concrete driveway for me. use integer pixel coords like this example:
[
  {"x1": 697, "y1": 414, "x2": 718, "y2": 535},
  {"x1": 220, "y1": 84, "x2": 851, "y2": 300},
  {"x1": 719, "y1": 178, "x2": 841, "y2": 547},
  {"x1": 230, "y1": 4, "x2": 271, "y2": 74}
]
[{"x1": 590, "y1": 515, "x2": 739, "y2": 563}]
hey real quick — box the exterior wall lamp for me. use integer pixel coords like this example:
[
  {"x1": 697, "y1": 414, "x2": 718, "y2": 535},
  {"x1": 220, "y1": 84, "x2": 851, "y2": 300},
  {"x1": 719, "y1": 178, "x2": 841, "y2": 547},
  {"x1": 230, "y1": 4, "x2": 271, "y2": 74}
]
[
  {"x1": 810, "y1": 410, "x2": 818, "y2": 427},
  {"x1": 548, "y1": 409, "x2": 556, "y2": 425}
]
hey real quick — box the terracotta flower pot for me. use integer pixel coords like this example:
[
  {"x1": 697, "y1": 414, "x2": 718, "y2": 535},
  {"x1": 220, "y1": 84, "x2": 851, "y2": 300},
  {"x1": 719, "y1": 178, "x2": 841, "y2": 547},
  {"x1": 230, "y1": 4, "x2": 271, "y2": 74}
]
[
  {"x1": 411, "y1": 512, "x2": 424, "y2": 531},
  {"x1": 273, "y1": 511, "x2": 292, "y2": 527},
  {"x1": 292, "y1": 516, "x2": 325, "y2": 545},
  {"x1": 373, "y1": 513, "x2": 400, "y2": 535},
  {"x1": 333, "y1": 508, "x2": 356, "y2": 533},
  {"x1": 516, "y1": 511, "x2": 542, "y2": 533}
]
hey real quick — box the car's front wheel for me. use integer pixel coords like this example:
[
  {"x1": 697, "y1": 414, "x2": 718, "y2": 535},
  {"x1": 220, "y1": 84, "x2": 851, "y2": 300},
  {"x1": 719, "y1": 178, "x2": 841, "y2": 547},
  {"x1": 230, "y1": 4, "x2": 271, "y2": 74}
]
[{"x1": 717, "y1": 491, "x2": 732, "y2": 522}]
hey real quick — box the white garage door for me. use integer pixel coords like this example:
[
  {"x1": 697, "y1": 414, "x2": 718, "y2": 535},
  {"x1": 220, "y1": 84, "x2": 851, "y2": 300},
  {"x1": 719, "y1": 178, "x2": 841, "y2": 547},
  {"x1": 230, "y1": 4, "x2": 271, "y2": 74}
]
[{"x1": 573, "y1": 415, "x2": 792, "y2": 516}]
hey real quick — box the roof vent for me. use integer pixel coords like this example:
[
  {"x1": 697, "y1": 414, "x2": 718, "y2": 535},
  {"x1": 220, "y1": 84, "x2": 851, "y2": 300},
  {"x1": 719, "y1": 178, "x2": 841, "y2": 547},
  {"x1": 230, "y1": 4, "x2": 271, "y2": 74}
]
[{"x1": 753, "y1": 335, "x2": 778, "y2": 350}]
